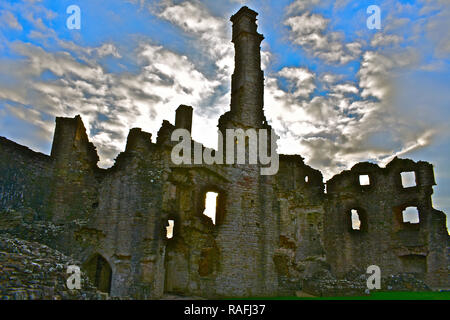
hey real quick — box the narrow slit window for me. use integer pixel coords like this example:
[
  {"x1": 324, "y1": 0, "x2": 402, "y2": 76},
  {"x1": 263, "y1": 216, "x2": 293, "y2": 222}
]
[
  {"x1": 166, "y1": 220, "x2": 174, "y2": 239},
  {"x1": 402, "y1": 207, "x2": 420, "y2": 224},
  {"x1": 401, "y1": 171, "x2": 416, "y2": 188},
  {"x1": 359, "y1": 174, "x2": 370, "y2": 186},
  {"x1": 203, "y1": 192, "x2": 218, "y2": 224},
  {"x1": 305, "y1": 176, "x2": 309, "y2": 183},
  {"x1": 351, "y1": 209, "x2": 361, "y2": 230}
]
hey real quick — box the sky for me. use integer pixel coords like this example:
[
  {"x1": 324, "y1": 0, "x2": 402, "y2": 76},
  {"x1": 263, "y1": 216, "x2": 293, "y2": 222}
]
[{"x1": 0, "y1": 0, "x2": 449, "y2": 230}]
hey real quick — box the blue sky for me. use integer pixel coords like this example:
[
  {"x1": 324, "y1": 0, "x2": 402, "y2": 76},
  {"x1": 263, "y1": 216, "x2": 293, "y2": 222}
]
[{"x1": 0, "y1": 0, "x2": 449, "y2": 229}]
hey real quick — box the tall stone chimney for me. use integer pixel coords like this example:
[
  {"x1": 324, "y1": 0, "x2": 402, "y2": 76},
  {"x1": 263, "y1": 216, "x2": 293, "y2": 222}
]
[
  {"x1": 223, "y1": 6, "x2": 266, "y2": 129},
  {"x1": 175, "y1": 104, "x2": 193, "y2": 134}
]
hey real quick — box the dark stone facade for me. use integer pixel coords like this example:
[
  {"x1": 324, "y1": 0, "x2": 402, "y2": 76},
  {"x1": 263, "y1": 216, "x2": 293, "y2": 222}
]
[{"x1": 0, "y1": 7, "x2": 448, "y2": 298}]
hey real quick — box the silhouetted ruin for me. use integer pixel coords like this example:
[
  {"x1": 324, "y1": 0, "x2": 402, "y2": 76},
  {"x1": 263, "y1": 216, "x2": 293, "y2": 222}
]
[{"x1": 0, "y1": 7, "x2": 448, "y2": 298}]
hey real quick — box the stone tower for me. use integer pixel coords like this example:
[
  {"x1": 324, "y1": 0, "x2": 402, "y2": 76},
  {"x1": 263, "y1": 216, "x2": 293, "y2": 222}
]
[
  {"x1": 218, "y1": 6, "x2": 274, "y2": 167},
  {"x1": 219, "y1": 6, "x2": 267, "y2": 131}
]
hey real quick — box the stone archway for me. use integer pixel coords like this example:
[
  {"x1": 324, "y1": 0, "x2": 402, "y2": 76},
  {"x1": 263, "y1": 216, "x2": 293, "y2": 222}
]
[{"x1": 83, "y1": 253, "x2": 112, "y2": 294}]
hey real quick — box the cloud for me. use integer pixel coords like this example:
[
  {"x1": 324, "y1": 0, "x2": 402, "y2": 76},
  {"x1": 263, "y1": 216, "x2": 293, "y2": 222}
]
[
  {"x1": 4, "y1": 103, "x2": 53, "y2": 139},
  {"x1": 0, "y1": 0, "x2": 446, "y2": 186},
  {"x1": 154, "y1": 0, "x2": 233, "y2": 76},
  {"x1": 370, "y1": 33, "x2": 402, "y2": 47},
  {"x1": 286, "y1": 0, "x2": 321, "y2": 15},
  {"x1": 423, "y1": 1, "x2": 450, "y2": 58},
  {"x1": 358, "y1": 49, "x2": 420, "y2": 100},
  {"x1": 0, "y1": 39, "x2": 221, "y2": 167},
  {"x1": 150, "y1": 0, "x2": 253, "y2": 146},
  {"x1": 284, "y1": 12, "x2": 362, "y2": 64},
  {"x1": 0, "y1": 0, "x2": 234, "y2": 168},
  {"x1": 263, "y1": 33, "x2": 435, "y2": 179},
  {"x1": 277, "y1": 67, "x2": 315, "y2": 98},
  {"x1": 0, "y1": 10, "x2": 23, "y2": 30}
]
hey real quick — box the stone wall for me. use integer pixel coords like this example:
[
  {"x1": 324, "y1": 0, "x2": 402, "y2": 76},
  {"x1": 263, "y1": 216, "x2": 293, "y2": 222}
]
[
  {"x1": 272, "y1": 155, "x2": 328, "y2": 295},
  {"x1": 49, "y1": 115, "x2": 101, "y2": 224},
  {"x1": 0, "y1": 137, "x2": 53, "y2": 219},
  {"x1": 0, "y1": 233, "x2": 105, "y2": 300},
  {"x1": 324, "y1": 159, "x2": 450, "y2": 288},
  {"x1": 0, "y1": 6, "x2": 448, "y2": 299},
  {"x1": 0, "y1": 108, "x2": 448, "y2": 299}
]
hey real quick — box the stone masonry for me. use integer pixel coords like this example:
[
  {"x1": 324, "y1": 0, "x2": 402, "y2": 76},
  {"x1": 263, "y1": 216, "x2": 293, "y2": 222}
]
[{"x1": 0, "y1": 7, "x2": 448, "y2": 298}]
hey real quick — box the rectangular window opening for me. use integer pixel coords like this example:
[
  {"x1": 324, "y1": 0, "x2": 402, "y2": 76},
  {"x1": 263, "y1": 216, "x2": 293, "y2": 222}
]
[
  {"x1": 166, "y1": 220, "x2": 174, "y2": 239},
  {"x1": 401, "y1": 171, "x2": 416, "y2": 188},
  {"x1": 203, "y1": 192, "x2": 218, "y2": 224},
  {"x1": 359, "y1": 174, "x2": 370, "y2": 186},
  {"x1": 351, "y1": 209, "x2": 361, "y2": 230},
  {"x1": 402, "y1": 206, "x2": 420, "y2": 224}
]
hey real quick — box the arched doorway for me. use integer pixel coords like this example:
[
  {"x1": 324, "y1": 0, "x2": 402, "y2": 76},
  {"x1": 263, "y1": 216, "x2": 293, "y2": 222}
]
[{"x1": 83, "y1": 254, "x2": 112, "y2": 294}]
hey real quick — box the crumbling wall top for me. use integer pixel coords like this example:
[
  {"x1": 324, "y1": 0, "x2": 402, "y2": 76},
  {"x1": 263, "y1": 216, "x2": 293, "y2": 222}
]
[
  {"x1": 125, "y1": 128, "x2": 153, "y2": 153},
  {"x1": 230, "y1": 6, "x2": 258, "y2": 23},
  {"x1": 327, "y1": 157, "x2": 436, "y2": 195},
  {"x1": 50, "y1": 115, "x2": 99, "y2": 168},
  {"x1": 0, "y1": 136, "x2": 51, "y2": 163}
]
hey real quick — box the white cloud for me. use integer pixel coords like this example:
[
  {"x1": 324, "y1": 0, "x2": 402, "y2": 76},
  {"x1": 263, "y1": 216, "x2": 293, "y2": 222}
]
[
  {"x1": 1, "y1": 39, "x2": 221, "y2": 167},
  {"x1": 284, "y1": 12, "x2": 362, "y2": 64},
  {"x1": 154, "y1": 0, "x2": 233, "y2": 77},
  {"x1": 358, "y1": 49, "x2": 420, "y2": 100},
  {"x1": 278, "y1": 67, "x2": 316, "y2": 98},
  {"x1": 0, "y1": 0, "x2": 444, "y2": 186},
  {"x1": 263, "y1": 42, "x2": 434, "y2": 179}
]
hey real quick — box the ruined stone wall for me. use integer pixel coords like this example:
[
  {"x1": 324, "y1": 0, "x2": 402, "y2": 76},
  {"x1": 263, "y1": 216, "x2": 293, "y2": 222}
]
[
  {"x1": 72, "y1": 127, "x2": 168, "y2": 299},
  {"x1": 164, "y1": 165, "x2": 225, "y2": 298},
  {"x1": 160, "y1": 123, "x2": 279, "y2": 297},
  {"x1": 272, "y1": 155, "x2": 327, "y2": 295},
  {"x1": 324, "y1": 158, "x2": 449, "y2": 288},
  {"x1": 0, "y1": 137, "x2": 53, "y2": 219},
  {"x1": 207, "y1": 164, "x2": 276, "y2": 297},
  {"x1": 49, "y1": 115, "x2": 100, "y2": 224},
  {"x1": 3, "y1": 114, "x2": 447, "y2": 299},
  {"x1": 0, "y1": 6, "x2": 448, "y2": 300}
]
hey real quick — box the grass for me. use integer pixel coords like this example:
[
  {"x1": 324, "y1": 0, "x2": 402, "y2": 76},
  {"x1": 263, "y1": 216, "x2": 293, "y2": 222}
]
[{"x1": 239, "y1": 291, "x2": 450, "y2": 300}]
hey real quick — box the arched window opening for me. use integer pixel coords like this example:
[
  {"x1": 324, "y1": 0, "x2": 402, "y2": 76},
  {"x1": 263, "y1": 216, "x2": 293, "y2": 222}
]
[{"x1": 83, "y1": 254, "x2": 112, "y2": 294}]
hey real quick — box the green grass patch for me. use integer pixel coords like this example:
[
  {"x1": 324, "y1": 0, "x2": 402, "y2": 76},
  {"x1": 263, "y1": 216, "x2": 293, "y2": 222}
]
[{"x1": 237, "y1": 291, "x2": 450, "y2": 300}]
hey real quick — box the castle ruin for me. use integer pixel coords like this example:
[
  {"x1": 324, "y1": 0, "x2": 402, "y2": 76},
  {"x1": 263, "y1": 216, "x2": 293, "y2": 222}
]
[{"x1": 0, "y1": 7, "x2": 448, "y2": 298}]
